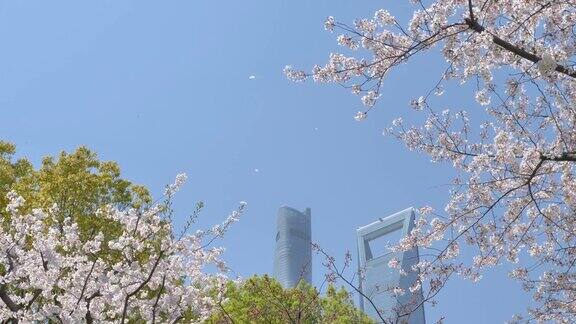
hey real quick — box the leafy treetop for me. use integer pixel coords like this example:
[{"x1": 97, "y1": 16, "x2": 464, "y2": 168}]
[{"x1": 207, "y1": 275, "x2": 373, "y2": 324}]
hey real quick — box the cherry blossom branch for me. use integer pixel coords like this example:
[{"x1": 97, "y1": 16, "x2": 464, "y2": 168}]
[
  {"x1": 313, "y1": 245, "x2": 390, "y2": 324},
  {"x1": 120, "y1": 251, "x2": 164, "y2": 324},
  {"x1": 541, "y1": 152, "x2": 576, "y2": 162},
  {"x1": 290, "y1": 1, "x2": 576, "y2": 321},
  {"x1": 71, "y1": 258, "x2": 98, "y2": 315},
  {"x1": 0, "y1": 286, "x2": 18, "y2": 312},
  {"x1": 85, "y1": 291, "x2": 101, "y2": 324},
  {"x1": 397, "y1": 269, "x2": 455, "y2": 320},
  {"x1": 151, "y1": 274, "x2": 166, "y2": 324},
  {"x1": 464, "y1": 18, "x2": 576, "y2": 78}
]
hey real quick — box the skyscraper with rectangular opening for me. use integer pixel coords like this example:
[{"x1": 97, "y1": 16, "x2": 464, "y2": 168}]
[
  {"x1": 356, "y1": 207, "x2": 425, "y2": 324},
  {"x1": 273, "y1": 206, "x2": 312, "y2": 288}
]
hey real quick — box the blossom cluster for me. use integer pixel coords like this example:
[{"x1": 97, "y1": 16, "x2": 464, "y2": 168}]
[
  {"x1": 0, "y1": 174, "x2": 245, "y2": 322},
  {"x1": 289, "y1": 0, "x2": 576, "y2": 321}
]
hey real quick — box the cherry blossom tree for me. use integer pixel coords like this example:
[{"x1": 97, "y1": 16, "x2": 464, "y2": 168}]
[
  {"x1": 287, "y1": 0, "x2": 576, "y2": 322},
  {"x1": 0, "y1": 173, "x2": 246, "y2": 323}
]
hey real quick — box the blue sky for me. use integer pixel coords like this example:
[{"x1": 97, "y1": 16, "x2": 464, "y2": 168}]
[{"x1": 0, "y1": 1, "x2": 531, "y2": 322}]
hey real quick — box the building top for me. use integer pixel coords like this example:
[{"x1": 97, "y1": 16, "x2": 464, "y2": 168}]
[{"x1": 356, "y1": 207, "x2": 414, "y2": 235}]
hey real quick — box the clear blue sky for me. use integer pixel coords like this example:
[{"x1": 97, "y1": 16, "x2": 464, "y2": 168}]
[{"x1": 0, "y1": 1, "x2": 530, "y2": 322}]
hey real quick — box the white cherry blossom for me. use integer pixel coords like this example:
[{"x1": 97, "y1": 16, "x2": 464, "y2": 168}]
[
  {"x1": 0, "y1": 174, "x2": 245, "y2": 323},
  {"x1": 289, "y1": 0, "x2": 576, "y2": 321}
]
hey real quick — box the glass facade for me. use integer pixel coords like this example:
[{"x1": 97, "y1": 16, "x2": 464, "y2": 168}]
[
  {"x1": 357, "y1": 208, "x2": 425, "y2": 324},
  {"x1": 273, "y1": 206, "x2": 312, "y2": 288}
]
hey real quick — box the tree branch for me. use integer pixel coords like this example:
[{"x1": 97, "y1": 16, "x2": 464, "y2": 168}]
[
  {"x1": 0, "y1": 286, "x2": 18, "y2": 312},
  {"x1": 541, "y1": 152, "x2": 576, "y2": 162},
  {"x1": 25, "y1": 289, "x2": 42, "y2": 310},
  {"x1": 120, "y1": 251, "x2": 164, "y2": 324},
  {"x1": 151, "y1": 274, "x2": 166, "y2": 324},
  {"x1": 464, "y1": 18, "x2": 576, "y2": 78},
  {"x1": 467, "y1": 0, "x2": 474, "y2": 21},
  {"x1": 85, "y1": 291, "x2": 101, "y2": 324},
  {"x1": 71, "y1": 258, "x2": 97, "y2": 315},
  {"x1": 315, "y1": 247, "x2": 390, "y2": 324},
  {"x1": 218, "y1": 299, "x2": 236, "y2": 324}
]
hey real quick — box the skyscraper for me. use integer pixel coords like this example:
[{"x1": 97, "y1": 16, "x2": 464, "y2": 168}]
[
  {"x1": 356, "y1": 207, "x2": 425, "y2": 324},
  {"x1": 273, "y1": 206, "x2": 312, "y2": 288}
]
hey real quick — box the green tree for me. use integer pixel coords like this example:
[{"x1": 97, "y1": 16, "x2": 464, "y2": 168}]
[
  {"x1": 0, "y1": 140, "x2": 151, "y2": 243},
  {"x1": 207, "y1": 275, "x2": 373, "y2": 324}
]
